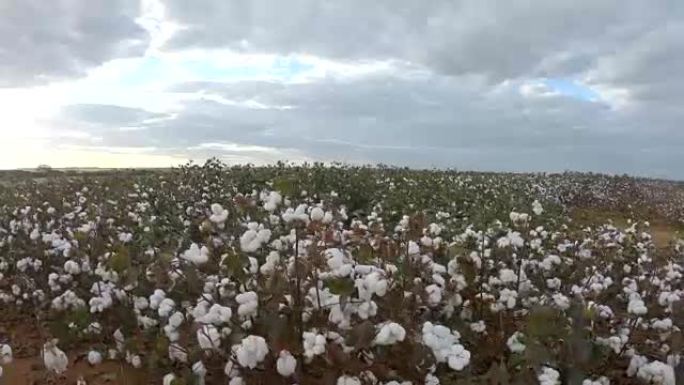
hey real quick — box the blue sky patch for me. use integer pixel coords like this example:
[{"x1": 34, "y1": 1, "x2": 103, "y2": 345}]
[{"x1": 543, "y1": 78, "x2": 600, "y2": 102}]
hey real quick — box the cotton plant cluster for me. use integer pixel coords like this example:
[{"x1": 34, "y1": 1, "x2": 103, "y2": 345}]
[{"x1": 0, "y1": 161, "x2": 681, "y2": 385}]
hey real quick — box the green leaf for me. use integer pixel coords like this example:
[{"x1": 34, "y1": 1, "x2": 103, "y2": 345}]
[{"x1": 327, "y1": 278, "x2": 355, "y2": 296}]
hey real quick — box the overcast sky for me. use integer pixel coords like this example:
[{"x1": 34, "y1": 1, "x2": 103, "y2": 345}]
[{"x1": 1, "y1": 1, "x2": 683, "y2": 178}]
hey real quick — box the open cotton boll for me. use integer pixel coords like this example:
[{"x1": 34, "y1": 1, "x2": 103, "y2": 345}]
[
  {"x1": 628, "y1": 293, "x2": 648, "y2": 315},
  {"x1": 282, "y1": 204, "x2": 309, "y2": 223},
  {"x1": 235, "y1": 335, "x2": 269, "y2": 369},
  {"x1": 0, "y1": 344, "x2": 12, "y2": 364},
  {"x1": 532, "y1": 200, "x2": 544, "y2": 215},
  {"x1": 276, "y1": 350, "x2": 297, "y2": 377},
  {"x1": 538, "y1": 367, "x2": 560, "y2": 385},
  {"x1": 236, "y1": 291, "x2": 258, "y2": 318},
  {"x1": 64, "y1": 260, "x2": 81, "y2": 275},
  {"x1": 337, "y1": 375, "x2": 362, "y2": 385},
  {"x1": 42, "y1": 339, "x2": 68, "y2": 374},
  {"x1": 158, "y1": 298, "x2": 176, "y2": 318},
  {"x1": 582, "y1": 377, "x2": 610, "y2": 385},
  {"x1": 637, "y1": 361, "x2": 675, "y2": 385},
  {"x1": 373, "y1": 322, "x2": 406, "y2": 345},
  {"x1": 87, "y1": 350, "x2": 102, "y2": 365},
  {"x1": 310, "y1": 207, "x2": 325, "y2": 222},
  {"x1": 209, "y1": 203, "x2": 229, "y2": 224},
  {"x1": 163, "y1": 373, "x2": 176, "y2": 385},
  {"x1": 506, "y1": 332, "x2": 526, "y2": 353},
  {"x1": 181, "y1": 243, "x2": 210, "y2": 265},
  {"x1": 303, "y1": 331, "x2": 326, "y2": 360},
  {"x1": 422, "y1": 322, "x2": 470, "y2": 371},
  {"x1": 240, "y1": 225, "x2": 272, "y2": 253},
  {"x1": 197, "y1": 325, "x2": 222, "y2": 350},
  {"x1": 263, "y1": 191, "x2": 282, "y2": 212},
  {"x1": 193, "y1": 361, "x2": 207, "y2": 385}
]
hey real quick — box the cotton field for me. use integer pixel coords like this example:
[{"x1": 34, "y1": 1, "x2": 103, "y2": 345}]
[{"x1": 0, "y1": 161, "x2": 681, "y2": 385}]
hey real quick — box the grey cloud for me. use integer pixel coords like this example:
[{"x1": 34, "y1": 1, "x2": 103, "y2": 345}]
[
  {"x1": 162, "y1": 1, "x2": 680, "y2": 82},
  {"x1": 56, "y1": 72, "x2": 684, "y2": 179},
  {"x1": 0, "y1": 0, "x2": 148, "y2": 87}
]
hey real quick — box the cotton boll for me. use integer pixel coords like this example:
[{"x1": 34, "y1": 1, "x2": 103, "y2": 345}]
[
  {"x1": 303, "y1": 331, "x2": 326, "y2": 360},
  {"x1": 163, "y1": 373, "x2": 176, "y2": 385},
  {"x1": 64, "y1": 260, "x2": 81, "y2": 275},
  {"x1": 181, "y1": 243, "x2": 210, "y2": 265},
  {"x1": 447, "y1": 344, "x2": 471, "y2": 371},
  {"x1": 158, "y1": 298, "x2": 176, "y2": 318},
  {"x1": 0, "y1": 344, "x2": 12, "y2": 364},
  {"x1": 87, "y1": 350, "x2": 102, "y2": 365},
  {"x1": 209, "y1": 203, "x2": 229, "y2": 224},
  {"x1": 193, "y1": 361, "x2": 207, "y2": 385},
  {"x1": 236, "y1": 291, "x2": 258, "y2": 318},
  {"x1": 373, "y1": 322, "x2": 406, "y2": 345},
  {"x1": 538, "y1": 367, "x2": 560, "y2": 385},
  {"x1": 506, "y1": 332, "x2": 526, "y2": 353},
  {"x1": 130, "y1": 354, "x2": 142, "y2": 368},
  {"x1": 532, "y1": 200, "x2": 544, "y2": 216},
  {"x1": 276, "y1": 350, "x2": 297, "y2": 377},
  {"x1": 42, "y1": 339, "x2": 68, "y2": 374},
  {"x1": 337, "y1": 375, "x2": 361, "y2": 385},
  {"x1": 628, "y1": 294, "x2": 648, "y2": 315},
  {"x1": 235, "y1": 335, "x2": 269, "y2": 369},
  {"x1": 310, "y1": 207, "x2": 325, "y2": 222},
  {"x1": 637, "y1": 361, "x2": 675, "y2": 385},
  {"x1": 197, "y1": 325, "x2": 221, "y2": 350}
]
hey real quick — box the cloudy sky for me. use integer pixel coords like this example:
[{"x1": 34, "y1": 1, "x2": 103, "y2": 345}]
[{"x1": 1, "y1": 1, "x2": 683, "y2": 178}]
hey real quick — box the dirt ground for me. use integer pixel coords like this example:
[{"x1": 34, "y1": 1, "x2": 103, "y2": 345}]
[{"x1": 569, "y1": 207, "x2": 682, "y2": 249}]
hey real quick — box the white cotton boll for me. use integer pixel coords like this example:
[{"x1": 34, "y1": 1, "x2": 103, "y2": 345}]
[
  {"x1": 499, "y1": 269, "x2": 517, "y2": 284},
  {"x1": 168, "y1": 344, "x2": 188, "y2": 363},
  {"x1": 637, "y1": 361, "x2": 675, "y2": 385},
  {"x1": 229, "y1": 377, "x2": 245, "y2": 385},
  {"x1": 276, "y1": 350, "x2": 297, "y2": 377},
  {"x1": 582, "y1": 376, "x2": 610, "y2": 385},
  {"x1": 408, "y1": 241, "x2": 420, "y2": 255},
  {"x1": 532, "y1": 200, "x2": 544, "y2": 216},
  {"x1": 130, "y1": 354, "x2": 142, "y2": 368},
  {"x1": 303, "y1": 332, "x2": 326, "y2": 360},
  {"x1": 447, "y1": 344, "x2": 471, "y2": 371},
  {"x1": 323, "y1": 211, "x2": 334, "y2": 224},
  {"x1": 425, "y1": 284, "x2": 442, "y2": 307},
  {"x1": 181, "y1": 243, "x2": 210, "y2": 265},
  {"x1": 193, "y1": 361, "x2": 207, "y2": 385},
  {"x1": 627, "y1": 355, "x2": 649, "y2": 377},
  {"x1": 310, "y1": 207, "x2": 325, "y2": 222},
  {"x1": 263, "y1": 191, "x2": 282, "y2": 212},
  {"x1": 209, "y1": 203, "x2": 229, "y2": 224},
  {"x1": 552, "y1": 293, "x2": 570, "y2": 310},
  {"x1": 337, "y1": 375, "x2": 362, "y2": 385},
  {"x1": 197, "y1": 325, "x2": 221, "y2": 350},
  {"x1": 235, "y1": 335, "x2": 269, "y2": 369},
  {"x1": 470, "y1": 321, "x2": 486, "y2": 334},
  {"x1": 628, "y1": 294, "x2": 648, "y2": 315},
  {"x1": 373, "y1": 322, "x2": 406, "y2": 345},
  {"x1": 87, "y1": 350, "x2": 102, "y2": 365},
  {"x1": 652, "y1": 318, "x2": 673, "y2": 331},
  {"x1": 538, "y1": 367, "x2": 560, "y2": 385},
  {"x1": 240, "y1": 226, "x2": 272, "y2": 253},
  {"x1": 546, "y1": 278, "x2": 561, "y2": 290},
  {"x1": 158, "y1": 298, "x2": 176, "y2": 318},
  {"x1": 163, "y1": 373, "x2": 176, "y2": 385},
  {"x1": 507, "y1": 332, "x2": 526, "y2": 353},
  {"x1": 0, "y1": 344, "x2": 12, "y2": 364},
  {"x1": 64, "y1": 260, "x2": 81, "y2": 275},
  {"x1": 236, "y1": 291, "x2": 258, "y2": 318},
  {"x1": 168, "y1": 311, "x2": 185, "y2": 329},
  {"x1": 42, "y1": 339, "x2": 68, "y2": 374}
]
